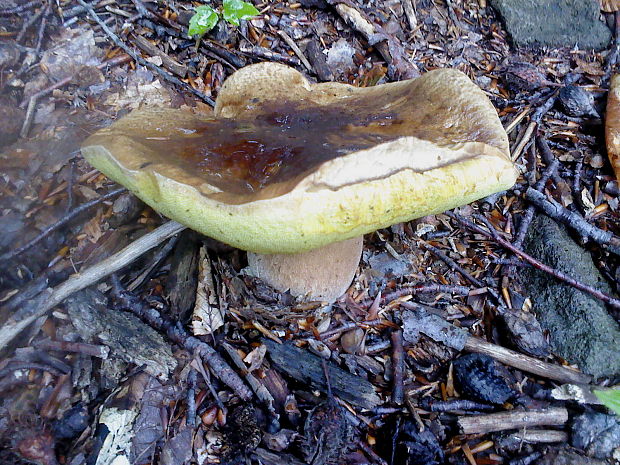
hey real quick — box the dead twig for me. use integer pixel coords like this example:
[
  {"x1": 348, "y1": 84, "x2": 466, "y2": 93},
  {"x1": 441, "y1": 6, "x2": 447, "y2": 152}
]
[
  {"x1": 458, "y1": 407, "x2": 568, "y2": 435},
  {"x1": 390, "y1": 330, "x2": 404, "y2": 405},
  {"x1": 0, "y1": 221, "x2": 186, "y2": 350},
  {"x1": 401, "y1": 0, "x2": 417, "y2": 30},
  {"x1": 34, "y1": 1, "x2": 51, "y2": 54},
  {"x1": 20, "y1": 54, "x2": 131, "y2": 108},
  {"x1": 76, "y1": 0, "x2": 214, "y2": 106},
  {"x1": 186, "y1": 368, "x2": 198, "y2": 428},
  {"x1": 504, "y1": 153, "x2": 560, "y2": 278},
  {"x1": 511, "y1": 120, "x2": 536, "y2": 161},
  {"x1": 221, "y1": 342, "x2": 278, "y2": 420},
  {"x1": 420, "y1": 398, "x2": 496, "y2": 412},
  {"x1": 447, "y1": 212, "x2": 620, "y2": 310},
  {"x1": 525, "y1": 187, "x2": 620, "y2": 255},
  {"x1": 277, "y1": 30, "x2": 313, "y2": 72},
  {"x1": 0, "y1": 0, "x2": 40, "y2": 15},
  {"x1": 462, "y1": 335, "x2": 590, "y2": 384},
  {"x1": 419, "y1": 241, "x2": 484, "y2": 287},
  {"x1": 401, "y1": 302, "x2": 591, "y2": 384},
  {"x1": 111, "y1": 277, "x2": 253, "y2": 401},
  {"x1": 131, "y1": 34, "x2": 186, "y2": 77},
  {"x1": 16, "y1": 1, "x2": 47, "y2": 43},
  {"x1": 326, "y1": 0, "x2": 417, "y2": 79},
  {"x1": 33, "y1": 339, "x2": 110, "y2": 358},
  {"x1": 239, "y1": 44, "x2": 301, "y2": 66},
  {"x1": 505, "y1": 430, "x2": 568, "y2": 444},
  {"x1": 319, "y1": 319, "x2": 389, "y2": 340},
  {"x1": 512, "y1": 158, "x2": 560, "y2": 250},
  {"x1": 0, "y1": 187, "x2": 126, "y2": 263},
  {"x1": 604, "y1": 11, "x2": 620, "y2": 84},
  {"x1": 19, "y1": 54, "x2": 132, "y2": 137},
  {"x1": 531, "y1": 91, "x2": 558, "y2": 124},
  {"x1": 381, "y1": 283, "x2": 472, "y2": 304}
]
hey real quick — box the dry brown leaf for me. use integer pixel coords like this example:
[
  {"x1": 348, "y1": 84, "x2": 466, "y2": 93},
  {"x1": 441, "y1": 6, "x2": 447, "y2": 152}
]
[
  {"x1": 601, "y1": 0, "x2": 620, "y2": 12},
  {"x1": 82, "y1": 214, "x2": 104, "y2": 244},
  {"x1": 243, "y1": 344, "x2": 267, "y2": 372},
  {"x1": 606, "y1": 75, "x2": 620, "y2": 179},
  {"x1": 581, "y1": 188, "x2": 596, "y2": 215},
  {"x1": 191, "y1": 246, "x2": 225, "y2": 335},
  {"x1": 574, "y1": 57, "x2": 604, "y2": 76}
]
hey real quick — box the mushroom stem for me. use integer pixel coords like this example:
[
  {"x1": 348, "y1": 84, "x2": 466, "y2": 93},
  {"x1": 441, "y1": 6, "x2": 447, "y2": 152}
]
[{"x1": 246, "y1": 236, "x2": 363, "y2": 303}]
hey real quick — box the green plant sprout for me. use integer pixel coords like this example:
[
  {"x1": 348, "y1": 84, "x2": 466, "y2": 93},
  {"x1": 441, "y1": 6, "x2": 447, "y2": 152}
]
[
  {"x1": 593, "y1": 388, "x2": 620, "y2": 416},
  {"x1": 188, "y1": 0, "x2": 259, "y2": 38}
]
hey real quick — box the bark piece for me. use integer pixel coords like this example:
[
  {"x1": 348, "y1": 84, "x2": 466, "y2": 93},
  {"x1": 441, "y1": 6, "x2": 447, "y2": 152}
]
[
  {"x1": 65, "y1": 289, "x2": 177, "y2": 380},
  {"x1": 167, "y1": 230, "x2": 199, "y2": 321},
  {"x1": 263, "y1": 339, "x2": 381, "y2": 409}
]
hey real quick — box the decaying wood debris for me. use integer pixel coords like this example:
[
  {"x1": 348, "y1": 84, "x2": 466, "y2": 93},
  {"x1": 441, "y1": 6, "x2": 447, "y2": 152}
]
[{"x1": 1, "y1": 1, "x2": 620, "y2": 464}]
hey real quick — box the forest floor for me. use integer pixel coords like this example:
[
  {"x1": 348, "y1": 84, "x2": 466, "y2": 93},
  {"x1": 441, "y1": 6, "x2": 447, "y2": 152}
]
[{"x1": 0, "y1": 1, "x2": 619, "y2": 464}]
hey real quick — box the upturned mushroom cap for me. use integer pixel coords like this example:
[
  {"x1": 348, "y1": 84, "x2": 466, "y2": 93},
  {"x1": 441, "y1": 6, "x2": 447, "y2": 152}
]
[
  {"x1": 606, "y1": 74, "x2": 620, "y2": 180},
  {"x1": 81, "y1": 63, "x2": 517, "y2": 254}
]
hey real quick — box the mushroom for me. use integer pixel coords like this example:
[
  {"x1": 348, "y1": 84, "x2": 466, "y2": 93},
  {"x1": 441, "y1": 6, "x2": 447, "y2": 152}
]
[{"x1": 81, "y1": 63, "x2": 517, "y2": 303}]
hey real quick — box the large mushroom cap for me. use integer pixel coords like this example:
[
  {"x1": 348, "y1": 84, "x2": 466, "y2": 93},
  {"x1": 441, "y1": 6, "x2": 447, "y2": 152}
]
[{"x1": 81, "y1": 63, "x2": 517, "y2": 254}]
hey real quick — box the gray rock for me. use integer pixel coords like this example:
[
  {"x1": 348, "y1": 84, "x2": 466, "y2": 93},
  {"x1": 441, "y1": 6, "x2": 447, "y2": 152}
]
[
  {"x1": 521, "y1": 215, "x2": 620, "y2": 378},
  {"x1": 490, "y1": 0, "x2": 611, "y2": 50},
  {"x1": 571, "y1": 411, "x2": 620, "y2": 459}
]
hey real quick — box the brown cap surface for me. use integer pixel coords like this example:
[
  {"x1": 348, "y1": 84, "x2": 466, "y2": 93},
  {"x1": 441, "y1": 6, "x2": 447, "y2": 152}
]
[{"x1": 81, "y1": 63, "x2": 517, "y2": 254}]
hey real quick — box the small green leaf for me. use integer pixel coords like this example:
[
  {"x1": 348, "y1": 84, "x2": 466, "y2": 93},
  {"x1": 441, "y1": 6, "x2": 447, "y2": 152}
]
[
  {"x1": 594, "y1": 389, "x2": 620, "y2": 416},
  {"x1": 222, "y1": 0, "x2": 259, "y2": 26},
  {"x1": 188, "y1": 5, "x2": 220, "y2": 38}
]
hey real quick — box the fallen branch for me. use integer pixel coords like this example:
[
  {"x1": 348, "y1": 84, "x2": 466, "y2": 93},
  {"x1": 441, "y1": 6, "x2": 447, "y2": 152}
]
[
  {"x1": 458, "y1": 407, "x2": 568, "y2": 435},
  {"x1": 401, "y1": 303, "x2": 591, "y2": 385},
  {"x1": 111, "y1": 278, "x2": 253, "y2": 401},
  {"x1": 0, "y1": 187, "x2": 126, "y2": 262},
  {"x1": 525, "y1": 187, "x2": 620, "y2": 255},
  {"x1": 0, "y1": 221, "x2": 186, "y2": 350},
  {"x1": 447, "y1": 212, "x2": 620, "y2": 310}
]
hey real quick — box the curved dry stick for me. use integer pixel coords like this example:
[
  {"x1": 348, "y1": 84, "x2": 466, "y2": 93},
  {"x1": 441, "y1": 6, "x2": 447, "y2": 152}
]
[
  {"x1": 0, "y1": 188, "x2": 126, "y2": 262},
  {"x1": 447, "y1": 212, "x2": 620, "y2": 310},
  {"x1": 0, "y1": 221, "x2": 186, "y2": 350}
]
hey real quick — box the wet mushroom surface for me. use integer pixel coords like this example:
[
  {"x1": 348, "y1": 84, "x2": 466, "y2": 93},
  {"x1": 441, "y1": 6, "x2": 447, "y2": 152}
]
[
  {"x1": 81, "y1": 63, "x2": 517, "y2": 302},
  {"x1": 82, "y1": 63, "x2": 516, "y2": 253}
]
